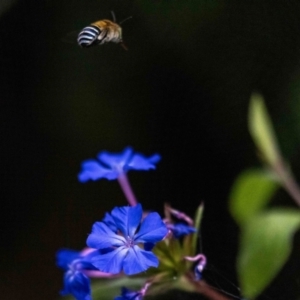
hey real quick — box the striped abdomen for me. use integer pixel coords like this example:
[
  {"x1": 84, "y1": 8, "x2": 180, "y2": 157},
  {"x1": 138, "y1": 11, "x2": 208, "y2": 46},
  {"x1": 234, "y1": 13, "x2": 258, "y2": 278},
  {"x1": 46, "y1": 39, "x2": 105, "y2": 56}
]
[{"x1": 77, "y1": 25, "x2": 101, "y2": 48}]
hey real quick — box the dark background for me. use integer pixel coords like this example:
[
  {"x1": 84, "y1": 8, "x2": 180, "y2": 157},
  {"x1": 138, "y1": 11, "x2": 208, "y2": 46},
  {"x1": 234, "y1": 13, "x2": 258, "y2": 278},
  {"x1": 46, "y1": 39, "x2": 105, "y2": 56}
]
[{"x1": 1, "y1": 0, "x2": 300, "y2": 299}]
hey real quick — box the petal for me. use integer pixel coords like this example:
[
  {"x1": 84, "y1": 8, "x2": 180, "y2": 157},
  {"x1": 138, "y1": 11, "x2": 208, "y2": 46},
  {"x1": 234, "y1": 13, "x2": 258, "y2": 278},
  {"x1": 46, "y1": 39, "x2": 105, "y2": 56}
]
[
  {"x1": 134, "y1": 212, "x2": 168, "y2": 244},
  {"x1": 144, "y1": 242, "x2": 155, "y2": 251},
  {"x1": 114, "y1": 287, "x2": 142, "y2": 300},
  {"x1": 78, "y1": 160, "x2": 117, "y2": 182},
  {"x1": 98, "y1": 147, "x2": 133, "y2": 170},
  {"x1": 126, "y1": 153, "x2": 161, "y2": 171},
  {"x1": 56, "y1": 249, "x2": 80, "y2": 270},
  {"x1": 123, "y1": 245, "x2": 159, "y2": 275},
  {"x1": 61, "y1": 270, "x2": 91, "y2": 300},
  {"x1": 111, "y1": 204, "x2": 142, "y2": 237},
  {"x1": 168, "y1": 223, "x2": 196, "y2": 238},
  {"x1": 87, "y1": 222, "x2": 126, "y2": 249},
  {"x1": 102, "y1": 212, "x2": 118, "y2": 232},
  {"x1": 91, "y1": 246, "x2": 128, "y2": 274},
  {"x1": 78, "y1": 250, "x2": 101, "y2": 270}
]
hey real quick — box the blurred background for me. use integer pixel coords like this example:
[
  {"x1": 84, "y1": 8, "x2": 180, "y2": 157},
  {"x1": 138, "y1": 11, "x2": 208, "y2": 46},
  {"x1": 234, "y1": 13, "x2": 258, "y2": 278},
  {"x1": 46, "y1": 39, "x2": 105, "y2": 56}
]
[{"x1": 1, "y1": 0, "x2": 300, "y2": 299}]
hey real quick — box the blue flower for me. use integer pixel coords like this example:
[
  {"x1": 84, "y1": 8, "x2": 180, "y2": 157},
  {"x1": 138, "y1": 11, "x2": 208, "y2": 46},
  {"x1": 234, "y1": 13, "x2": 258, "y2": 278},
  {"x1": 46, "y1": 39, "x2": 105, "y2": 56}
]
[
  {"x1": 167, "y1": 223, "x2": 196, "y2": 238},
  {"x1": 56, "y1": 249, "x2": 98, "y2": 300},
  {"x1": 87, "y1": 204, "x2": 168, "y2": 275},
  {"x1": 78, "y1": 147, "x2": 161, "y2": 182},
  {"x1": 114, "y1": 287, "x2": 143, "y2": 300}
]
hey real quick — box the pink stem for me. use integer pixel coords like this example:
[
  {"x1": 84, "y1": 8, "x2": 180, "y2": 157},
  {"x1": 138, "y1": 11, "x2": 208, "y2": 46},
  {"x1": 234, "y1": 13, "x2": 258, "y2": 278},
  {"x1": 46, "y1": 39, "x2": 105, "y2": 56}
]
[{"x1": 117, "y1": 172, "x2": 138, "y2": 206}]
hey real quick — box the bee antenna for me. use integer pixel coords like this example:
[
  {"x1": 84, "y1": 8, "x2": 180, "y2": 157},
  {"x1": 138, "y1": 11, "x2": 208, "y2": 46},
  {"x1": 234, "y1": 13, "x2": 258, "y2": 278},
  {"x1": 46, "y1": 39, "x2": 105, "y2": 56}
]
[
  {"x1": 119, "y1": 16, "x2": 132, "y2": 25},
  {"x1": 111, "y1": 11, "x2": 116, "y2": 22}
]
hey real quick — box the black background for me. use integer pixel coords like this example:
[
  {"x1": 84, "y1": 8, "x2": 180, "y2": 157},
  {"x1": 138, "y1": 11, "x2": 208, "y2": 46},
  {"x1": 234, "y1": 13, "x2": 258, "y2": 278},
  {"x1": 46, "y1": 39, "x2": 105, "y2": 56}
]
[{"x1": 1, "y1": 0, "x2": 300, "y2": 299}]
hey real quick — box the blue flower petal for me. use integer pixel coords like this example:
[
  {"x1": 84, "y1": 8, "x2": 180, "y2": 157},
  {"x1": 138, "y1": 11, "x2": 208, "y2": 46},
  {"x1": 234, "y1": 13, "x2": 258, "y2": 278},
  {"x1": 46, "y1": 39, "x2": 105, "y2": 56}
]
[
  {"x1": 91, "y1": 246, "x2": 128, "y2": 274},
  {"x1": 79, "y1": 147, "x2": 160, "y2": 182},
  {"x1": 78, "y1": 251, "x2": 101, "y2": 270},
  {"x1": 111, "y1": 204, "x2": 142, "y2": 237},
  {"x1": 134, "y1": 212, "x2": 167, "y2": 244},
  {"x1": 102, "y1": 212, "x2": 118, "y2": 232},
  {"x1": 56, "y1": 249, "x2": 98, "y2": 271},
  {"x1": 144, "y1": 242, "x2": 155, "y2": 251},
  {"x1": 87, "y1": 222, "x2": 126, "y2": 249},
  {"x1": 56, "y1": 249, "x2": 81, "y2": 270},
  {"x1": 127, "y1": 153, "x2": 161, "y2": 171},
  {"x1": 123, "y1": 245, "x2": 159, "y2": 275},
  {"x1": 78, "y1": 160, "x2": 115, "y2": 182},
  {"x1": 98, "y1": 147, "x2": 133, "y2": 170},
  {"x1": 168, "y1": 223, "x2": 196, "y2": 238},
  {"x1": 114, "y1": 287, "x2": 142, "y2": 300},
  {"x1": 61, "y1": 270, "x2": 92, "y2": 300}
]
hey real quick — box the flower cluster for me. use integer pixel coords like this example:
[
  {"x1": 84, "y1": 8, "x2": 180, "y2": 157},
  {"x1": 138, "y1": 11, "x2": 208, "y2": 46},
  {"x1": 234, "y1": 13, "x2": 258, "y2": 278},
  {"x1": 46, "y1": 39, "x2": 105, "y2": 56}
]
[{"x1": 57, "y1": 148, "x2": 205, "y2": 300}]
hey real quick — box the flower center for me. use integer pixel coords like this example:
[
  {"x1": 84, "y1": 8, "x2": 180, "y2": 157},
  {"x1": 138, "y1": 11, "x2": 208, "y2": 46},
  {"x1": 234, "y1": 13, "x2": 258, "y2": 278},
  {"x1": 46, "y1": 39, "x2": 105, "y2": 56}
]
[{"x1": 125, "y1": 236, "x2": 135, "y2": 248}]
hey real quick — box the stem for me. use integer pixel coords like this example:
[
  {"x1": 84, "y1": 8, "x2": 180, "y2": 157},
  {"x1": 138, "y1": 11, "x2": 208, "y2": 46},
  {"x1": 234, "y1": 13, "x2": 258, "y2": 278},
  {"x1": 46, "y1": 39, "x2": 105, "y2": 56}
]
[
  {"x1": 273, "y1": 158, "x2": 300, "y2": 207},
  {"x1": 185, "y1": 272, "x2": 234, "y2": 300},
  {"x1": 117, "y1": 172, "x2": 138, "y2": 206}
]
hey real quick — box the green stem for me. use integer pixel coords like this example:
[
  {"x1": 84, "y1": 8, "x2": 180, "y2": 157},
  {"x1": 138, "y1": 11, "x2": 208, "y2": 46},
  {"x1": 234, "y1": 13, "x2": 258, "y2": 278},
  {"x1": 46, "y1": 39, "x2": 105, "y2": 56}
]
[{"x1": 273, "y1": 158, "x2": 300, "y2": 207}]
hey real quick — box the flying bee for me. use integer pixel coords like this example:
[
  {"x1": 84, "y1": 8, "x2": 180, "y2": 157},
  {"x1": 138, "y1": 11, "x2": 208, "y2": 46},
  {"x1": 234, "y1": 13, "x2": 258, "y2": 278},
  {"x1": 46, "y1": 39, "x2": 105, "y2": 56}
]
[{"x1": 77, "y1": 12, "x2": 130, "y2": 50}]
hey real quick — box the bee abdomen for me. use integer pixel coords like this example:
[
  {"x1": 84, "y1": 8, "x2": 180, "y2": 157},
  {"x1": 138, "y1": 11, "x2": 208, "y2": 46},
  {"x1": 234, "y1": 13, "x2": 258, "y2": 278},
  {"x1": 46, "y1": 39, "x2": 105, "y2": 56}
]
[{"x1": 77, "y1": 25, "x2": 101, "y2": 48}]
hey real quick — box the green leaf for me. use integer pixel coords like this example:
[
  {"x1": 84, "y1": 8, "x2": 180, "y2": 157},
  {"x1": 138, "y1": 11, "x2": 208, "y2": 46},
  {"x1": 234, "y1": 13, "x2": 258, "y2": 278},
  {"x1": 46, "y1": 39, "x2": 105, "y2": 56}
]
[
  {"x1": 153, "y1": 238, "x2": 187, "y2": 275},
  {"x1": 237, "y1": 209, "x2": 300, "y2": 299},
  {"x1": 229, "y1": 169, "x2": 279, "y2": 225},
  {"x1": 248, "y1": 93, "x2": 281, "y2": 166},
  {"x1": 190, "y1": 203, "x2": 204, "y2": 256}
]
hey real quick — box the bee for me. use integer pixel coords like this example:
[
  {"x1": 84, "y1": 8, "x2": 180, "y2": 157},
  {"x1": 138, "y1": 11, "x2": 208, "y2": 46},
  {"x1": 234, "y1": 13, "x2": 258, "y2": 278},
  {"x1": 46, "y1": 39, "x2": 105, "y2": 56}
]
[{"x1": 77, "y1": 12, "x2": 130, "y2": 50}]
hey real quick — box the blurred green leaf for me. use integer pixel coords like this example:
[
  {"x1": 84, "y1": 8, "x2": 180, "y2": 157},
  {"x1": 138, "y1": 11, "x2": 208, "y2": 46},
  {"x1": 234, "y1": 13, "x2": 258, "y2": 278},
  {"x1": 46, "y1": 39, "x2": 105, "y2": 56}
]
[
  {"x1": 237, "y1": 209, "x2": 300, "y2": 299},
  {"x1": 248, "y1": 93, "x2": 281, "y2": 167},
  {"x1": 229, "y1": 169, "x2": 279, "y2": 225}
]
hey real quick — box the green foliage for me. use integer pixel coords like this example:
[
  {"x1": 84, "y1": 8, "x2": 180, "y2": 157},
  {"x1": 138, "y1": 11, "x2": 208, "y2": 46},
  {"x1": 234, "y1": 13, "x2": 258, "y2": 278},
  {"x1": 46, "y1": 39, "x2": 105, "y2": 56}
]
[
  {"x1": 190, "y1": 203, "x2": 204, "y2": 257},
  {"x1": 237, "y1": 209, "x2": 300, "y2": 299},
  {"x1": 248, "y1": 93, "x2": 281, "y2": 167},
  {"x1": 229, "y1": 169, "x2": 279, "y2": 226},
  {"x1": 154, "y1": 238, "x2": 188, "y2": 276},
  {"x1": 230, "y1": 93, "x2": 300, "y2": 299},
  {"x1": 152, "y1": 204, "x2": 204, "y2": 280}
]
